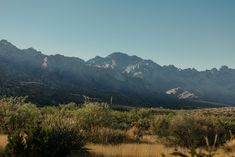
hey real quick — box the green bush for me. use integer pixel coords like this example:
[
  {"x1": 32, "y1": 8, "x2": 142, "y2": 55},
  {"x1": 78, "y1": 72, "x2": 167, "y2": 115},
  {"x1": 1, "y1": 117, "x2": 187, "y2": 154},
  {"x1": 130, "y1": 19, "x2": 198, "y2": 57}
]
[
  {"x1": 0, "y1": 97, "x2": 40, "y2": 134},
  {"x1": 109, "y1": 111, "x2": 130, "y2": 130},
  {"x1": 169, "y1": 114, "x2": 228, "y2": 148},
  {"x1": 3, "y1": 130, "x2": 28, "y2": 157},
  {"x1": 76, "y1": 103, "x2": 112, "y2": 130},
  {"x1": 4, "y1": 126, "x2": 84, "y2": 157},
  {"x1": 149, "y1": 115, "x2": 172, "y2": 137}
]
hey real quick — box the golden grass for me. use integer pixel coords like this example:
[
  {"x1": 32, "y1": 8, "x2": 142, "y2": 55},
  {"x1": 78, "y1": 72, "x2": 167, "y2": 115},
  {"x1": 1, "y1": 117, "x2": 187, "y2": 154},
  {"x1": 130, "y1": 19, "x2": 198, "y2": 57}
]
[
  {"x1": 86, "y1": 140, "x2": 235, "y2": 157},
  {"x1": 0, "y1": 134, "x2": 8, "y2": 152},
  {"x1": 220, "y1": 139, "x2": 235, "y2": 157},
  {"x1": 86, "y1": 143, "x2": 187, "y2": 157}
]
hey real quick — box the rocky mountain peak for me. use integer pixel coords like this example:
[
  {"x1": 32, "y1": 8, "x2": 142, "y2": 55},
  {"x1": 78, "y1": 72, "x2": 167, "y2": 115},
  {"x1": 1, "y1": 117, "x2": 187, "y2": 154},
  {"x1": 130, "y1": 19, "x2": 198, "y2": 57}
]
[
  {"x1": 0, "y1": 39, "x2": 17, "y2": 50},
  {"x1": 87, "y1": 52, "x2": 144, "y2": 70},
  {"x1": 107, "y1": 52, "x2": 142, "y2": 63},
  {"x1": 0, "y1": 39, "x2": 12, "y2": 45}
]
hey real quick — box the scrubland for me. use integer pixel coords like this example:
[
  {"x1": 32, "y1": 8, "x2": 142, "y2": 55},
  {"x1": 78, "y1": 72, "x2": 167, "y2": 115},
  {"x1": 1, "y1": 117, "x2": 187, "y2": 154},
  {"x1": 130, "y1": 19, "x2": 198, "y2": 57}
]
[{"x1": 0, "y1": 97, "x2": 235, "y2": 157}]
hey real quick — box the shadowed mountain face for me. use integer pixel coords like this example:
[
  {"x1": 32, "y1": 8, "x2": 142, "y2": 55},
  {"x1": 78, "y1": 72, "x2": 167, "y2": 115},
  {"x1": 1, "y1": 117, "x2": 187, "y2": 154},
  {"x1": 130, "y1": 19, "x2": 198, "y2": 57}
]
[{"x1": 0, "y1": 40, "x2": 235, "y2": 108}]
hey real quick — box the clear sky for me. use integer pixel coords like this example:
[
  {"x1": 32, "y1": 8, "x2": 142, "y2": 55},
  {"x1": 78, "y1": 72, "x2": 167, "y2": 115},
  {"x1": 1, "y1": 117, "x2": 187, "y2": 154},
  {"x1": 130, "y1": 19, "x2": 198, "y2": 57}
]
[{"x1": 1, "y1": 0, "x2": 235, "y2": 70}]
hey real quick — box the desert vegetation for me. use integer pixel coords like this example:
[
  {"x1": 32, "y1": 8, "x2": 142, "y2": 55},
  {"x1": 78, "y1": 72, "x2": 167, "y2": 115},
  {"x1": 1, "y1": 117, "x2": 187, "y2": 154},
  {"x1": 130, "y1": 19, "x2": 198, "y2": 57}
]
[{"x1": 0, "y1": 97, "x2": 234, "y2": 157}]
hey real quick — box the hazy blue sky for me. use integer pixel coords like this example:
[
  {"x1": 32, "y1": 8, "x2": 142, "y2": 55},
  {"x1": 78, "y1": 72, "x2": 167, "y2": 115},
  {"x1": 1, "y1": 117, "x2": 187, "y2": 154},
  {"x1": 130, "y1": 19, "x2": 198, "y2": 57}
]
[{"x1": 1, "y1": 0, "x2": 235, "y2": 70}]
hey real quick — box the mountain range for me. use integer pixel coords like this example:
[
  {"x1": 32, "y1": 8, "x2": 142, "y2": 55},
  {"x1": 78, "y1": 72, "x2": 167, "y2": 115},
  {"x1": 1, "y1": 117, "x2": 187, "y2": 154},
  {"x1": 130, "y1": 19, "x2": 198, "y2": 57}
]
[{"x1": 0, "y1": 39, "x2": 235, "y2": 108}]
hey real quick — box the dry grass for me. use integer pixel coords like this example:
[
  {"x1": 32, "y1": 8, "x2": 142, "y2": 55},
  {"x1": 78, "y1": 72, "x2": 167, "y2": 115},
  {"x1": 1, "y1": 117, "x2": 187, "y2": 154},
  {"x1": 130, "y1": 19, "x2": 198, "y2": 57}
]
[
  {"x1": 0, "y1": 134, "x2": 8, "y2": 152},
  {"x1": 220, "y1": 139, "x2": 235, "y2": 157},
  {"x1": 141, "y1": 135, "x2": 159, "y2": 144},
  {"x1": 86, "y1": 143, "x2": 187, "y2": 157},
  {"x1": 86, "y1": 140, "x2": 235, "y2": 157}
]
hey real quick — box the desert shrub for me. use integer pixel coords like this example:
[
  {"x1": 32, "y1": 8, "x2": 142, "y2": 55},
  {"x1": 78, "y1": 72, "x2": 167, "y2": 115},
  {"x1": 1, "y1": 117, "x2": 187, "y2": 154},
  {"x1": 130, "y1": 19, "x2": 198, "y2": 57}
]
[
  {"x1": 0, "y1": 97, "x2": 40, "y2": 134},
  {"x1": 129, "y1": 108, "x2": 153, "y2": 123},
  {"x1": 109, "y1": 111, "x2": 131, "y2": 130},
  {"x1": 76, "y1": 103, "x2": 112, "y2": 130},
  {"x1": 169, "y1": 113, "x2": 228, "y2": 148},
  {"x1": 3, "y1": 130, "x2": 28, "y2": 157},
  {"x1": 3, "y1": 125, "x2": 84, "y2": 157},
  {"x1": 126, "y1": 108, "x2": 155, "y2": 133},
  {"x1": 41, "y1": 107, "x2": 77, "y2": 131},
  {"x1": 149, "y1": 114, "x2": 173, "y2": 137}
]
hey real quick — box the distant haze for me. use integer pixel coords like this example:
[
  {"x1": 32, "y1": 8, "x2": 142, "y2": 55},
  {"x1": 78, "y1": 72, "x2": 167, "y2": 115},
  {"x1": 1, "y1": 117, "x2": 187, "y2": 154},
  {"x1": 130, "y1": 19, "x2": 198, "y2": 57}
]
[{"x1": 1, "y1": 0, "x2": 235, "y2": 70}]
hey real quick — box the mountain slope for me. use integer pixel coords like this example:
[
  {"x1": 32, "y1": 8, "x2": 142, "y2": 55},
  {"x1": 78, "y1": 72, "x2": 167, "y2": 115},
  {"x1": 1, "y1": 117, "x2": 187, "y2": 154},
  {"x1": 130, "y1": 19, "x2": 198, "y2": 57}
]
[{"x1": 0, "y1": 39, "x2": 234, "y2": 108}]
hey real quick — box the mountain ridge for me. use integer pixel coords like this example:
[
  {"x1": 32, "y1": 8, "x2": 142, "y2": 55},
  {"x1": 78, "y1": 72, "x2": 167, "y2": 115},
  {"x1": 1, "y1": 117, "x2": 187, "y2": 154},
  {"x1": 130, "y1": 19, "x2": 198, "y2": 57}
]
[
  {"x1": 1, "y1": 39, "x2": 232, "y2": 72},
  {"x1": 0, "y1": 39, "x2": 234, "y2": 108}
]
